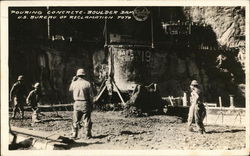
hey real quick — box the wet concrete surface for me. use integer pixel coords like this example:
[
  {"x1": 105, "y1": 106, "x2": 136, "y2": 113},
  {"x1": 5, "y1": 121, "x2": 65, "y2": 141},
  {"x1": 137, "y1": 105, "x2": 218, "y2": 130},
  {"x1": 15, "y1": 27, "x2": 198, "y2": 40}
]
[{"x1": 9, "y1": 111, "x2": 246, "y2": 150}]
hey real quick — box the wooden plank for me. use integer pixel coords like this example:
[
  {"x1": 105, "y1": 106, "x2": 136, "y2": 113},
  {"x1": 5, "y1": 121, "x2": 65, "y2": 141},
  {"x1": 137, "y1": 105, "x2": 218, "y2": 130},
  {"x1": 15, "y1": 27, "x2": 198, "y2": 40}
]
[
  {"x1": 168, "y1": 96, "x2": 174, "y2": 106},
  {"x1": 112, "y1": 81, "x2": 125, "y2": 105},
  {"x1": 11, "y1": 126, "x2": 61, "y2": 142},
  {"x1": 95, "y1": 85, "x2": 107, "y2": 102}
]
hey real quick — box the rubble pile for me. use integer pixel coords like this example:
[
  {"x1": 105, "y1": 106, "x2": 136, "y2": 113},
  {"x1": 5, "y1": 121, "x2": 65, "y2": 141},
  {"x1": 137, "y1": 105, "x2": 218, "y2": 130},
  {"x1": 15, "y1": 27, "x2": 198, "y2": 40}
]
[{"x1": 122, "y1": 84, "x2": 165, "y2": 117}]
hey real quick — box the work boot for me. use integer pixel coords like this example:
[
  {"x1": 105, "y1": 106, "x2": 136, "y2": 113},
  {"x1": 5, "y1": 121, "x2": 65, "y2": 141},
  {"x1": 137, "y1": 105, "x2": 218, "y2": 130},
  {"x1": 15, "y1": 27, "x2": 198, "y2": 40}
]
[
  {"x1": 11, "y1": 114, "x2": 16, "y2": 119},
  {"x1": 85, "y1": 122, "x2": 92, "y2": 139},
  {"x1": 187, "y1": 127, "x2": 194, "y2": 132},
  {"x1": 71, "y1": 128, "x2": 78, "y2": 139},
  {"x1": 21, "y1": 112, "x2": 24, "y2": 119},
  {"x1": 199, "y1": 128, "x2": 206, "y2": 134},
  {"x1": 32, "y1": 112, "x2": 40, "y2": 123},
  {"x1": 71, "y1": 132, "x2": 78, "y2": 139},
  {"x1": 86, "y1": 131, "x2": 92, "y2": 139},
  {"x1": 33, "y1": 119, "x2": 41, "y2": 123},
  {"x1": 11, "y1": 109, "x2": 17, "y2": 119},
  {"x1": 199, "y1": 130, "x2": 204, "y2": 134}
]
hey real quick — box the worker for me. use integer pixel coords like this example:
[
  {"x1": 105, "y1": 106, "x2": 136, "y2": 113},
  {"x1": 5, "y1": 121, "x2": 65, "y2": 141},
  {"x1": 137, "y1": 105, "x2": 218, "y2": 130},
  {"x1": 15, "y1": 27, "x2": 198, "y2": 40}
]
[
  {"x1": 216, "y1": 53, "x2": 226, "y2": 69},
  {"x1": 187, "y1": 80, "x2": 206, "y2": 134},
  {"x1": 10, "y1": 75, "x2": 27, "y2": 119},
  {"x1": 69, "y1": 68, "x2": 94, "y2": 139},
  {"x1": 26, "y1": 82, "x2": 42, "y2": 123}
]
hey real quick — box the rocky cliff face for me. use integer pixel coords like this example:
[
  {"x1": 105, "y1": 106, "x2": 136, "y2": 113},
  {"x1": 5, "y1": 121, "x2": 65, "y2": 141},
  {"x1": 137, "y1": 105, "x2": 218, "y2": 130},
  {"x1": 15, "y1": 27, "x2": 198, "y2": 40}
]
[
  {"x1": 184, "y1": 6, "x2": 245, "y2": 69},
  {"x1": 9, "y1": 41, "x2": 99, "y2": 104}
]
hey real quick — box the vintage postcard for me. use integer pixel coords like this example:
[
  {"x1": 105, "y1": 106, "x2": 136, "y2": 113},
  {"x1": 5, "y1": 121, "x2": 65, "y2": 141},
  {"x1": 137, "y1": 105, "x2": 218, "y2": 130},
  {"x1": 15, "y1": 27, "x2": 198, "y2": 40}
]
[{"x1": 1, "y1": 0, "x2": 249, "y2": 156}]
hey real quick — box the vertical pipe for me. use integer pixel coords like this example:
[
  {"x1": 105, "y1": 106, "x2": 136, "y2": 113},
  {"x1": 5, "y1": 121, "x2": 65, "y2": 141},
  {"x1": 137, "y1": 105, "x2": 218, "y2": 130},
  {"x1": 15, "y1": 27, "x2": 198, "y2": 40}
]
[
  {"x1": 47, "y1": 6, "x2": 50, "y2": 39},
  {"x1": 229, "y1": 95, "x2": 235, "y2": 108},
  {"x1": 104, "y1": 19, "x2": 108, "y2": 47},
  {"x1": 108, "y1": 47, "x2": 113, "y2": 78},
  {"x1": 151, "y1": 10, "x2": 154, "y2": 49},
  {"x1": 219, "y1": 96, "x2": 222, "y2": 108},
  {"x1": 183, "y1": 92, "x2": 187, "y2": 106},
  {"x1": 158, "y1": 7, "x2": 161, "y2": 19},
  {"x1": 189, "y1": 23, "x2": 192, "y2": 35}
]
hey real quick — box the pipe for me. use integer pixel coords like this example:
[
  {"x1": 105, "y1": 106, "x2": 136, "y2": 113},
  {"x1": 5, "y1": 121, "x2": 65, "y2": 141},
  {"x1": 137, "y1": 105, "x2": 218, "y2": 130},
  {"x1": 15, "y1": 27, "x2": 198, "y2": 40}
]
[
  {"x1": 47, "y1": 6, "x2": 51, "y2": 39},
  {"x1": 151, "y1": 10, "x2": 154, "y2": 49}
]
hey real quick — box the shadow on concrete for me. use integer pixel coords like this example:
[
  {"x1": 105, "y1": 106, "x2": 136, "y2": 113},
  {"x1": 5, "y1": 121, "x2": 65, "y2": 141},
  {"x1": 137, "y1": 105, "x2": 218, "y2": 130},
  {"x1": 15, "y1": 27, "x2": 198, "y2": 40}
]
[
  {"x1": 206, "y1": 129, "x2": 245, "y2": 134},
  {"x1": 53, "y1": 138, "x2": 104, "y2": 150},
  {"x1": 91, "y1": 134, "x2": 109, "y2": 139},
  {"x1": 67, "y1": 141, "x2": 104, "y2": 149},
  {"x1": 9, "y1": 138, "x2": 34, "y2": 150},
  {"x1": 120, "y1": 130, "x2": 146, "y2": 135},
  {"x1": 41, "y1": 118, "x2": 72, "y2": 122}
]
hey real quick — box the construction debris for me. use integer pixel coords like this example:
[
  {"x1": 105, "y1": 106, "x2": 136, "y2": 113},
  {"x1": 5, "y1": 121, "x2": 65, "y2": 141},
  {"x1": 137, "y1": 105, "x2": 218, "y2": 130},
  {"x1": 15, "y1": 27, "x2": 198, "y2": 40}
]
[{"x1": 122, "y1": 83, "x2": 166, "y2": 117}]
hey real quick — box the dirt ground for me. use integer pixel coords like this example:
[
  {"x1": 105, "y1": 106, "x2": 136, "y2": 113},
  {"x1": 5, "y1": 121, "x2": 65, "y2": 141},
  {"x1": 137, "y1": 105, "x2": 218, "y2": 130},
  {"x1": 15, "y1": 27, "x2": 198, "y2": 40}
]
[{"x1": 10, "y1": 111, "x2": 246, "y2": 150}]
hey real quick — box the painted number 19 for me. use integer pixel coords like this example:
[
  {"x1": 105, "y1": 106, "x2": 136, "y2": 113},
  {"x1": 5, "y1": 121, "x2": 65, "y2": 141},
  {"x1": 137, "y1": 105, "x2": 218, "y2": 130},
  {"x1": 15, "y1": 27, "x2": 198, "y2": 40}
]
[{"x1": 141, "y1": 51, "x2": 151, "y2": 62}]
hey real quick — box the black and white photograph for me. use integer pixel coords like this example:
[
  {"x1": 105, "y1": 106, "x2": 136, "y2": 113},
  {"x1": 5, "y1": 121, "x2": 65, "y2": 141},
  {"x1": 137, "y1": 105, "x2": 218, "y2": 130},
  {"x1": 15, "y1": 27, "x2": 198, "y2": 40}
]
[{"x1": 1, "y1": 1, "x2": 249, "y2": 155}]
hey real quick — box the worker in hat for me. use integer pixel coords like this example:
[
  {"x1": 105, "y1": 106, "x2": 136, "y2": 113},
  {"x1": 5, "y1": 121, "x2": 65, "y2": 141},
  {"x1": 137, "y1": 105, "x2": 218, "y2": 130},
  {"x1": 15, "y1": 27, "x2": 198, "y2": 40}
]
[
  {"x1": 187, "y1": 80, "x2": 206, "y2": 134},
  {"x1": 69, "y1": 68, "x2": 94, "y2": 139},
  {"x1": 10, "y1": 75, "x2": 27, "y2": 119},
  {"x1": 26, "y1": 82, "x2": 42, "y2": 123}
]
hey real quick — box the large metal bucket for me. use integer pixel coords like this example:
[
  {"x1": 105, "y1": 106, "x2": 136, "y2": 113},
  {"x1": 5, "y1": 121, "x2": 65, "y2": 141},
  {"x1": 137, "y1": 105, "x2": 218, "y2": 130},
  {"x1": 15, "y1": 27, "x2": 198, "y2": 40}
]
[{"x1": 109, "y1": 45, "x2": 152, "y2": 91}]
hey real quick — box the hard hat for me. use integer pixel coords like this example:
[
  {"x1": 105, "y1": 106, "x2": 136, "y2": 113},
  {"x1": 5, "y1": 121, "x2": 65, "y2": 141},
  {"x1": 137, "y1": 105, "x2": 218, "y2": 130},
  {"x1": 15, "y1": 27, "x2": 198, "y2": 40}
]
[
  {"x1": 76, "y1": 68, "x2": 86, "y2": 76},
  {"x1": 190, "y1": 80, "x2": 199, "y2": 86},
  {"x1": 17, "y1": 75, "x2": 24, "y2": 81},
  {"x1": 34, "y1": 82, "x2": 40, "y2": 88}
]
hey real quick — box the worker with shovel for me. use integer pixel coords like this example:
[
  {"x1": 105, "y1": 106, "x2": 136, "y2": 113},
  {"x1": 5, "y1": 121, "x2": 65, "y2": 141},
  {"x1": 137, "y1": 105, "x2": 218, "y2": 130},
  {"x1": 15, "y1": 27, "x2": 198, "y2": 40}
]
[
  {"x1": 69, "y1": 68, "x2": 94, "y2": 139},
  {"x1": 187, "y1": 80, "x2": 206, "y2": 134},
  {"x1": 26, "y1": 82, "x2": 42, "y2": 123}
]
